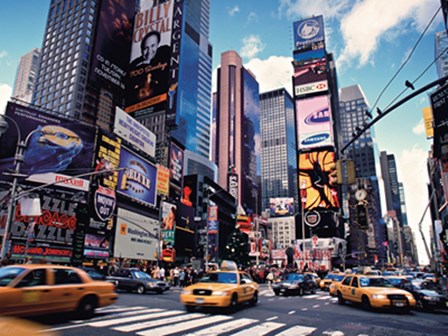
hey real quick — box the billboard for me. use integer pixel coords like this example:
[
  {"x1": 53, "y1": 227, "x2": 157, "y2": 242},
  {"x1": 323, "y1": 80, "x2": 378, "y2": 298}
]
[
  {"x1": 0, "y1": 102, "x2": 96, "y2": 180},
  {"x1": 169, "y1": 141, "x2": 184, "y2": 200},
  {"x1": 293, "y1": 48, "x2": 326, "y2": 67},
  {"x1": 296, "y1": 95, "x2": 333, "y2": 149},
  {"x1": 298, "y1": 150, "x2": 339, "y2": 210},
  {"x1": 293, "y1": 15, "x2": 325, "y2": 51},
  {"x1": 156, "y1": 164, "x2": 170, "y2": 196},
  {"x1": 269, "y1": 197, "x2": 295, "y2": 217},
  {"x1": 90, "y1": 0, "x2": 135, "y2": 93},
  {"x1": 117, "y1": 146, "x2": 158, "y2": 207},
  {"x1": 113, "y1": 107, "x2": 156, "y2": 157},
  {"x1": 125, "y1": 0, "x2": 184, "y2": 124},
  {"x1": 294, "y1": 59, "x2": 327, "y2": 89},
  {"x1": 114, "y1": 208, "x2": 158, "y2": 260}
]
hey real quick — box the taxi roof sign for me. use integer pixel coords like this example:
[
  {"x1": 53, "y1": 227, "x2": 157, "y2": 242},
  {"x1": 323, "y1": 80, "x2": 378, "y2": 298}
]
[{"x1": 220, "y1": 260, "x2": 238, "y2": 271}]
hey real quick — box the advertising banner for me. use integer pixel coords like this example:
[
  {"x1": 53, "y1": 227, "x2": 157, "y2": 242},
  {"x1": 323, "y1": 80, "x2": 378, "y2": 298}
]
[
  {"x1": 208, "y1": 205, "x2": 218, "y2": 234},
  {"x1": 422, "y1": 106, "x2": 434, "y2": 139},
  {"x1": 161, "y1": 201, "x2": 176, "y2": 244},
  {"x1": 156, "y1": 164, "x2": 170, "y2": 196},
  {"x1": 90, "y1": 0, "x2": 135, "y2": 93},
  {"x1": 269, "y1": 197, "x2": 295, "y2": 217},
  {"x1": 117, "y1": 146, "x2": 158, "y2": 207},
  {"x1": 293, "y1": 48, "x2": 326, "y2": 66},
  {"x1": 296, "y1": 95, "x2": 333, "y2": 150},
  {"x1": 93, "y1": 129, "x2": 121, "y2": 190},
  {"x1": 293, "y1": 15, "x2": 325, "y2": 51},
  {"x1": 126, "y1": 0, "x2": 182, "y2": 118},
  {"x1": 114, "y1": 208, "x2": 158, "y2": 260},
  {"x1": 169, "y1": 141, "x2": 183, "y2": 200},
  {"x1": 181, "y1": 175, "x2": 197, "y2": 207},
  {"x1": 113, "y1": 107, "x2": 156, "y2": 157},
  {"x1": 298, "y1": 150, "x2": 340, "y2": 210},
  {"x1": 0, "y1": 102, "x2": 96, "y2": 180},
  {"x1": 293, "y1": 59, "x2": 327, "y2": 87}
]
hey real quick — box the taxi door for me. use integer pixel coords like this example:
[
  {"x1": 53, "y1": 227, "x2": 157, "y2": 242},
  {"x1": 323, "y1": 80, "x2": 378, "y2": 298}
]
[
  {"x1": 7, "y1": 268, "x2": 54, "y2": 316},
  {"x1": 346, "y1": 276, "x2": 361, "y2": 303},
  {"x1": 240, "y1": 273, "x2": 255, "y2": 302},
  {"x1": 47, "y1": 268, "x2": 87, "y2": 311},
  {"x1": 338, "y1": 275, "x2": 353, "y2": 300}
]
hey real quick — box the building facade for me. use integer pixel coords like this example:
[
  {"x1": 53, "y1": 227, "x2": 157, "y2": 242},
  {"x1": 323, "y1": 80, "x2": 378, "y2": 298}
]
[
  {"x1": 13, "y1": 48, "x2": 40, "y2": 104},
  {"x1": 260, "y1": 88, "x2": 298, "y2": 213},
  {"x1": 214, "y1": 50, "x2": 260, "y2": 215},
  {"x1": 435, "y1": 30, "x2": 448, "y2": 79}
]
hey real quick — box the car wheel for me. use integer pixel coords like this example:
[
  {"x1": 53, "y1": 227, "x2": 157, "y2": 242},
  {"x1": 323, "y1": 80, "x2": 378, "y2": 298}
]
[
  {"x1": 361, "y1": 296, "x2": 371, "y2": 310},
  {"x1": 298, "y1": 287, "x2": 304, "y2": 296},
  {"x1": 416, "y1": 299, "x2": 424, "y2": 310},
  {"x1": 136, "y1": 284, "x2": 145, "y2": 294},
  {"x1": 311, "y1": 286, "x2": 316, "y2": 294},
  {"x1": 274, "y1": 290, "x2": 280, "y2": 296},
  {"x1": 228, "y1": 294, "x2": 238, "y2": 312},
  {"x1": 76, "y1": 296, "x2": 97, "y2": 318},
  {"x1": 185, "y1": 305, "x2": 195, "y2": 313},
  {"x1": 337, "y1": 292, "x2": 345, "y2": 305},
  {"x1": 250, "y1": 291, "x2": 259, "y2": 306}
]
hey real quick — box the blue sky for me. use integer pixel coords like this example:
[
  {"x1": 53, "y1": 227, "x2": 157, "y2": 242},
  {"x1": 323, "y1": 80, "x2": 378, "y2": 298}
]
[{"x1": 0, "y1": 0, "x2": 445, "y2": 264}]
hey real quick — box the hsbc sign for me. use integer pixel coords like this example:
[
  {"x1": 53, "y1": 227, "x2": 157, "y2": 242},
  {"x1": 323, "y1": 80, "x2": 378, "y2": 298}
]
[{"x1": 295, "y1": 80, "x2": 328, "y2": 97}]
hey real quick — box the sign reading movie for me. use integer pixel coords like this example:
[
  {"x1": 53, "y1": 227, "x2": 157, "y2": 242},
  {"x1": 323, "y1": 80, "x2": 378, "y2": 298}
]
[{"x1": 293, "y1": 15, "x2": 325, "y2": 51}]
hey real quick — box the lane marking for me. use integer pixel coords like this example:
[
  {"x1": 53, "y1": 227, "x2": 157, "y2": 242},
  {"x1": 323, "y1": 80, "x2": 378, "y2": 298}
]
[
  {"x1": 185, "y1": 318, "x2": 257, "y2": 336},
  {"x1": 276, "y1": 325, "x2": 316, "y2": 336},
  {"x1": 229, "y1": 322, "x2": 285, "y2": 336},
  {"x1": 114, "y1": 313, "x2": 204, "y2": 333},
  {"x1": 266, "y1": 316, "x2": 278, "y2": 321},
  {"x1": 288, "y1": 311, "x2": 296, "y2": 315}
]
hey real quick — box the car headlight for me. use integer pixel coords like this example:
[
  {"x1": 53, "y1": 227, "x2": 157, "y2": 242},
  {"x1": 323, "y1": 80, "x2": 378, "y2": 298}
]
[
  {"x1": 212, "y1": 290, "x2": 230, "y2": 296},
  {"x1": 423, "y1": 295, "x2": 439, "y2": 301},
  {"x1": 371, "y1": 294, "x2": 387, "y2": 299},
  {"x1": 181, "y1": 289, "x2": 192, "y2": 295},
  {"x1": 147, "y1": 282, "x2": 155, "y2": 287}
]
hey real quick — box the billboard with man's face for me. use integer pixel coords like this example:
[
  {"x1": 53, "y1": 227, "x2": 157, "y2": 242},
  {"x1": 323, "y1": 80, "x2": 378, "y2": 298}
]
[{"x1": 125, "y1": 0, "x2": 184, "y2": 125}]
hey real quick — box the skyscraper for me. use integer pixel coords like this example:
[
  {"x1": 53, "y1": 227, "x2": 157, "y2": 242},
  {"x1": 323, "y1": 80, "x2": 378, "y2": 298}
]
[
  {"x1": 339, "y1": 85, "x2": 385, "y2": 264},
  {"x1": 435, "y1": 30, "x2": 448, "y2": 79},
  {"x1": 214, "y1": 50, "x2": 260, "y2": 215},
  {"x1": 13, "y1": 48, "x2": 40, "y2": 104},
  {"x1": 259, "y1": 88, "x2": 297, "y2": 212}
]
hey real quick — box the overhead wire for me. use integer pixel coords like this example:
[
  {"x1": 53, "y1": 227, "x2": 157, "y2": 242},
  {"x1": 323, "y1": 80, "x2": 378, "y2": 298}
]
[{"x1": 369, "y1": 5, "x2": 441, "y2": 113}]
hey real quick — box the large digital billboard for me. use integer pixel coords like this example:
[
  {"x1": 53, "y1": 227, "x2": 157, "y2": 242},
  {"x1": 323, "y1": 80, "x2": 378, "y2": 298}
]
[
  {"x1": 125, "y1": 0, "x2": 184, "y2": 125},
  {"x1": 298, "y1": 149, "x2": 340, "y2": 210},
  {"x1": 296, "y1": 95, "x2": 334, "y2": 150},
  {"x1": 0, "y1": 102, "x2": 96, "y2": 180},
  {"x1": 90, "y1": 0, "x2": 135, "y2": 93},
  {"x1": 293, "y1": 15, "x2": 325, "y2": 51},
  {"x1": 269, "y1": 197, "x2": 295, "y2": 217},
  {"x1": 293, "y1": 59, "x2": 328, "y2": 98},
  {"x1": 117, "y1": 146, "x2": 158, "y2": 207}
]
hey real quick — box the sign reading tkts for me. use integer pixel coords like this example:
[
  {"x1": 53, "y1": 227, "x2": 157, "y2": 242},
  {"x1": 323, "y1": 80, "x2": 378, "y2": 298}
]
[{"x1": 11, "y1": 195, "x2": 77, "y2": 245}]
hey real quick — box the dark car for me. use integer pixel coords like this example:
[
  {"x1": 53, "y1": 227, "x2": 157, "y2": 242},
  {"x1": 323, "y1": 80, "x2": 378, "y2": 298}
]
[
  {"x1": 107, "y1": 268, "x2": 169, "y2": 294},
  {"x1": 81, "y1": 267, "x2": 118, "y2": 287},
  {"x1": 272, "y1": 273, "x2": 317, "y2": 296},
  {"x1": 397, "y1": 280, "x2": 448, "y2": 311}
]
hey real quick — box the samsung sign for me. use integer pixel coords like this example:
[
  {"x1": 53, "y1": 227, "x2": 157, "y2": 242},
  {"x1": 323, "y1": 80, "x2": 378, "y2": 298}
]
[
  {"x1": 301, "y1": 133, "x2": 330, "y2": 146},
  {"x1": 295, "y1": 80, "x2": 328, "y2": 97}
]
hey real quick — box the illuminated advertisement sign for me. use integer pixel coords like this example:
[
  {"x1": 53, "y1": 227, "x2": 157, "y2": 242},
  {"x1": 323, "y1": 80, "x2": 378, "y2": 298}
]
[
  {"x1": 161, "y1": 201, "x2": 176, "y2": 244},
  {"x1": 298, "y1": 150, "x2": 340, "y2": 210},
  {"x1": 117, "y1": 147, "x2": 157, "y2": 207},
  {"x1": 293, "y1": 48, "x2": 326, "y2": 66},
  {"x1": 169, "y1": 141, "x2": 183, "y2": 200},
  {"x1": 156, "y1": 164, "x2": 170, "y2": 196},
  {"x1": 113, "y1": 107, "x2": 156, "y2": 157},
  {"x1": 0, "y1": 102, "x2": 96, "y2": 181},
  {"x1": 295, "y1": 80, "x2": 328, "y2": 97},
  {"x1": 90, "y1": 0, "x2": 135, "y2": 93},
  {"x1": 293, "y1": 15, "x2": 325, "y2": 51},
  {"x1": 269, "y1": 197, "x2": 295, "y2": 217},
  {"x1": 93, "y1": 129, "x2": 121, "y2": 190},
  {"x1": 296, "y1": 95, "x2": 333, "y2": 149},
  {"x1": 125, "y1": 0, "x2": 184, "y2": 124},
  {"x1": 114, "y1": 208, "x2": 158, "y2": 260},
  {"x1": 293, "y1": 59, "x2": 327, "y2": 87}
]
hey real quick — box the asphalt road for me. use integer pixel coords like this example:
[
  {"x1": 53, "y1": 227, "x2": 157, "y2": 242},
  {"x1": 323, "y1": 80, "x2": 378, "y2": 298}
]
[{"x1": 31, "y1": 284, "x2": 448, "y2": 336}]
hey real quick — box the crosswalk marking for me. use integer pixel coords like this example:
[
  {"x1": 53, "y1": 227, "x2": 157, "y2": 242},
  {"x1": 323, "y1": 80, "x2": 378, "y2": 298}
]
[
  {"x1": 88, "y1": 309, "x2": 165, "y2": 327},
  {"x1": 275, "y1": 325, "x2": 316, "y2": 336},
  {"x1": 96, "y1": 305, "x2": 147, "y2": 313},
  {"x1": 113, "y1": 312, "x2": 204, "y2": 333},
  {"x1": 137, "y1": 315, "x2": 233, "y2": 336},
  {"x1": 317, "y1": 295, "x2": 331, "y2": 300},
  {"x1": 184, "y1": 318, "x2": 257, "y2": 336},
  {"x1": 229, "y1": 322, "x2": 285, "y2": 336},
  {"x1": 304, "y1": 294, "x2": 319, "y2": 299}
]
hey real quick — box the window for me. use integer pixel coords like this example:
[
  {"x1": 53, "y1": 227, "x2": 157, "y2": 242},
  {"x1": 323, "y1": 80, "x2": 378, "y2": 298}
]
[
  {"x1": 342, "y1": 276, "x2": 352, "y2": 286},
  {"x1": 53, "y1": 269, "x2": 83, "y2": 285},
  {"x1": 16, "y1": 269, "x2": 47, "y2": 288},
  {"x1": 351, "y1": 277, "x2": 359, "y2": 288}
]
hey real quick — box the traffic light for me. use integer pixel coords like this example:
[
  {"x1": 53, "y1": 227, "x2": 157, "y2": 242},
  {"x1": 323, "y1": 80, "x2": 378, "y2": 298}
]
[
  {"x1": 356, "y1": 203, "x2": 369, "y2": 229},
  {"x1": 346, "y1": 160, "x2": 356, "y2": 184},
  {"x1": 328, "y1": 160, "x2": 343, "y2": 185}
]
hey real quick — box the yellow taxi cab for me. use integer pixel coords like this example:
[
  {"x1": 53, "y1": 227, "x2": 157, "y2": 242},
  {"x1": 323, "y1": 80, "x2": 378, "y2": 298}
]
[
  {"x1": 319, "y1": 272, "x2": 340, "y2": 291},
  {"x1": 328, "y1": 274, "x2": 346, "y2": 296},
  {"x1": 0, "y1": 264, "x2": 118, "y2": 317},
  {"x1": 0, "y1": 316, "x2": 58, "y2": 335},
  {"x1": 180, "y1": 260, "x2": 259, "y2": 311},
  {"x1": 335, "y1": 274, "x2": 416, "y2": 311}
]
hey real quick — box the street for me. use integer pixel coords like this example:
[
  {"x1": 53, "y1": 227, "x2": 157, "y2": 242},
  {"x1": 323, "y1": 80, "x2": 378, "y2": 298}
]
[{"x1": 30, "y1": 284, "x2": 448, "y2": 336}]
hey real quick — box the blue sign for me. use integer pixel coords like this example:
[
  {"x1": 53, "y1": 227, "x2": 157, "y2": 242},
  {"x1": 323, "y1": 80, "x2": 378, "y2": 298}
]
[
  {"x1": 117, "y1": 147, "x2": 157, "y2": 207},
  {"x1": 293, "y1": 15, "x2": 325, "y2": 50},
  {"x1": 301, "y1": 133, "x2": 330, "y2": 146}
]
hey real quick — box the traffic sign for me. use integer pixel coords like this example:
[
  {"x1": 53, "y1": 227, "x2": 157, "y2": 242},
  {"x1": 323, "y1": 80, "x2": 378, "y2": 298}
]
[{"x1": 311, "y1": 235, "x2": 318, "y2": 248}]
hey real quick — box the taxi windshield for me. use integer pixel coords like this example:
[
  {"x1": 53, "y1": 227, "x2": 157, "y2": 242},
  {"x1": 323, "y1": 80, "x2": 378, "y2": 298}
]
[
  {"x1": 360, "y1": 277, "x2": 394, "y2": 288},
  {"x1": 0, "y1": 267, "x2": 26, "y2": 286},
  {"x1": 200, "y1": 272, "x2": 237, "y2": 284},
  {"x1": 334, "y1": 274, "x2": 345, "y2": 282}
]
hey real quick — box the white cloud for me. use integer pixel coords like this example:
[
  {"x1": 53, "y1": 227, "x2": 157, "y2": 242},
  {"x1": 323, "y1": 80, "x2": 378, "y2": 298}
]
[
  {"x1": 0, "y1": 51, "x2": 7, "y2": 58},
  {"x1": 228, "y1": 5, "x2": 240, "y2": 16},
  {"x1": 279, "y1": 0, "x2": 350, "y2": 20},
  {"x1": 337, "y1": 0, "x2": 438, "y2": 68},
  {"x1": 244, "y1": 56, "x2": 294, "y2": 95},
  {"x1": 240, "y1": 35, "x2": 266, "y2": 59},
  {"x1": 0, "y1": 83, "x2": 12, "y2": 115},
  {"x1": 412, "y1": 119, "x2": 425, "y2": 135},
  {"x1": 397, "y1": 146, "x2": 430, "y2": 265}
]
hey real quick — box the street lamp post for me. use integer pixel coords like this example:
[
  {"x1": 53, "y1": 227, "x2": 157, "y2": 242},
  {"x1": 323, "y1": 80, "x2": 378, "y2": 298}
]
[{"x1": 300, "y1": 181, "x2": 307, "y2": 269}]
